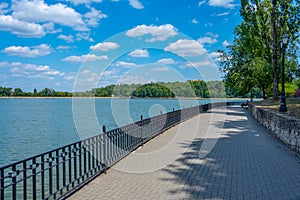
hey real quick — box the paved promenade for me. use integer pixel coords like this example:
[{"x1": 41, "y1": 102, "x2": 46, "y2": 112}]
[{"x1": 68, "y1": 106, "x2": 300, "y2": 200}]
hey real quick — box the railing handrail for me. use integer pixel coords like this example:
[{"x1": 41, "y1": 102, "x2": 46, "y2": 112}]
[{"x1": 0, "y1": 101, "x2": 242, "y2": 200}]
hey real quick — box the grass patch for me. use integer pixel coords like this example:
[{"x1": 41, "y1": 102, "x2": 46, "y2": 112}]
[{"x1": 252, "y1": 98, "x2": 300, "y2": 119}]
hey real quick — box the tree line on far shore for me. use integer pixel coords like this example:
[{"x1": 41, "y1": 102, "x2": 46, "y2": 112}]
[
  {"x1": 1, "y1": 80, "x2": 266, "y2": 98},
  {"x1": 2, "y1": 79, "x2": 299, "y2": 98}
]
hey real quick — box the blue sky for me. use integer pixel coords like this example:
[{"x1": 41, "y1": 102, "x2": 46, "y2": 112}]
[{"x1": 0, "y1": 0, "x2": 242, "y2": 92}]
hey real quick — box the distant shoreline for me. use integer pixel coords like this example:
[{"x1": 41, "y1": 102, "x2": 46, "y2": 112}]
[{"x1": 0, "y1": 96, "x2": 257, "y2": 100}]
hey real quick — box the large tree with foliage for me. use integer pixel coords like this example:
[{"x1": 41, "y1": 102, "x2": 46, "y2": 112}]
[{"x1": 219, "y1": 0, "x2": 299, "y2": 99}]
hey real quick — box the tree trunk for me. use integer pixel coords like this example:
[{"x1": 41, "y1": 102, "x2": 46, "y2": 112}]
[
  {"x1": 271, "y1": 0, "x2": 279, "y2": 101},
  {"x1": 263, "y1": 88, "x2": 268, "y2": 99}
]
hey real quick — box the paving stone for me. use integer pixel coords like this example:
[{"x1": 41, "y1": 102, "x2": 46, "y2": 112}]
[{"x1": 68, "y1": 107, "x2": 300, "y2": 200}]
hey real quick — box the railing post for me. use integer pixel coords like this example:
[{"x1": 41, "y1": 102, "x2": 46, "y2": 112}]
[
  {"x1": 0, "y1": 168, "x2": 4, "y2": 200},
  {"x1": 140, "y1": 115, "x2": 143, "y2": 146},
  {"x1": 103, "y1": 126, "x2": 107, "y2": 174}
]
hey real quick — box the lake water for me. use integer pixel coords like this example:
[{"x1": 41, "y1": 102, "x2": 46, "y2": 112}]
[{"x1": 0, "y1": 97, "x2": 223, "y2": 167}]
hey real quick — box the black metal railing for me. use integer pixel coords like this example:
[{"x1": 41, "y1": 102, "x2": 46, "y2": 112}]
[{"x1": 0, "y1": 102, "x2": 239, "y2": 200}]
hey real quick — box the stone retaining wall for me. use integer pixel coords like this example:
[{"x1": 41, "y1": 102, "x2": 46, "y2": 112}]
[{"x1": 249, "y1": 104, "x2": 300, "y2": 153}]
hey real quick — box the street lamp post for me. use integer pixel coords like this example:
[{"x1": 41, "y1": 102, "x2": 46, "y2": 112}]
[{"x1": 279, "y1": 33, "x2": 289, "y2": 112}]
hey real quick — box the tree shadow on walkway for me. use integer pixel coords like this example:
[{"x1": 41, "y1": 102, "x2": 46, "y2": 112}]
[{"x1": 160, "y1": 108, "x2": 300, "y2": 199}]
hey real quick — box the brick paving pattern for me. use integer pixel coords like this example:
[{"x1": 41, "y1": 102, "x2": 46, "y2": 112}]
[{"x1": 68, "y1": 107, "x2": 300, "y2": 200}]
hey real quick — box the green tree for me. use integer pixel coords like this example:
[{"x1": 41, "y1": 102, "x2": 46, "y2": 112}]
[
  {"x1": 219, "y1": 0, "x2": 299, "y2": 99},
  {"x1": 14, "y1": 88, "x2": 23, "y2": 96}
]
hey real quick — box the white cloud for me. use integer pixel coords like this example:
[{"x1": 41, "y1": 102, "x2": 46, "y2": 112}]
[
  {"x1": 84, "y1": 7, "x2": 107, "y2": 27},
  {"x1": 90, "y1": 42, "x2": 119, "y2": 51},
  {"x1": 76, "y1": 32, "x2": 94, "y2": 42},
  {"x1": 0, "y1": 3, "x2": 9, "y2": 14},
  {"x1": 0, "y1": 62, "x2": 8, "y2": 67},
  {"x1": 205, "y1": 23, "x2": 213, "y2": 27},
  {"x1": 151, "y1": 67, "x2": 169, "y2": 72},
  {"x1": 3, "y1": 44, "x2": 52, "y2": 57},
  {"x1": 57, "y1": 46, "x2": 72, "y2": 50},
  {"x1": 208, "y1": 0, "x2": 238, "y2": 9},
  {"x1": 129, "y1": 0, "x2": 144, "y2": 9},
  {"x1": 223, "y1": 40, "x2": 230, "y2": 47},
  {"x1": 217, "y1": 12, "x2": 230, "y2": 16},
  {"x1": 192, "y1": 18, "x2": 199, "y2": 24},
  {"x1": 64, "y1": 74, "x2": 76, "y2": 81},
  {"x1": 198, "y1": 0, "x2": 206, "y2": 6},
  {"x1": 63, "y1": 54, "x2": 108, "y2": 62},
  {"x1": 198, "y1": 36, "x2": 218, "y2": 44},
  {"x1": 209, "y1": 52, "x2": 221, "y2": 58},
  {"x1": 128, "y1": 49, "x2": 149, "y2": 58},
  {"x1": 58, "y1": 34, "x2": 74, "y2": 43},
  {"x1": 157, "y1": 58, "x2": 176, "y2": 65},
  {"x1": 181, "y1": 60, "x2": 216, "y2": 69},
  {"x1": 0, "y1": 15, "x2": 45, "y2": 38},
  {"x1": 114, "y1": 61, "x2": 137, "y2": 68},
  {"x1": 12, "y1": 0, "x2": 88, "y2": 31},
  {"x1": 164, "y1": 39, "x2": 207, "y2": 57},
  {"x1": 9, "y1": 62, "x2": 64, "y2": 78},
  {"x1": 126, "y1": 24, "x2": 178, "y2": 42},
  {"x1": 65, "y1": 0, "x2": 103, "y2": 5},
  {"x1": 42, "y1": 22, "x2": 59, "y2": 34}
]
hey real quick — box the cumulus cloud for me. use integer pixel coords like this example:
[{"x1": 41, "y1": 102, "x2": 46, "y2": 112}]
[
  {"x1": 0, "y1": 2, "x2": 9, "y2": 14},
  {"x1": 62, "y1": 54, "x2": 108, "y2": 62},
  {"x1": 3, "y1": 44, "x2": 52, "y2": 57},
  {"x1": 198, "y1": 0, "x2": 206, "y2": 7},
  {"x1": 151, "y1": 67, "x2": 169, "y2": 72},
  {"x1": 56, "y1": 45, "x2": 73, "y2": 50},
  {"x1": 12, "y1": 0, "x2": 88, "y2": 31},
  {"x1": 223, "y1": 40, "x2": 230, "y2": 47},
  {"x1": 84, "y1": 7, "x2": 107, "y2": 27},
  {"x1": 192, "y1": 19, "x2": 199, "y2": 24},
  {"x1": 208, "y1": 0, "x2": 238, "y2": 9},
  {"x1": 181, "y1": 60, "x2": 217, "y2": 69},
  {"x1": 76, "y1": 32, "x2": 94, "y2": 42},
  {"x1": 65, "y1": 0, "x2": 103, "y2": 5},
  {"x1": 164, "y1": 39, "x2": 207, "y2": 57},
  {"x1": 90, "y1": 42, "x2": 120, "y2": 51},
  {"x1": 129, "y1": 0, "x2": 144, "y2": 9},
  {"x1": 9, "y1": 62, "x2": 64, "y2": 78},
  {"x1": 126, "y1": 24, "x2": 178, "y2": 42},
  {"x1": 157, "y1": 58, "x2": 176, "y2": 65},
  {"x1": 0, "y1": 15, "x2": 45, "y2": 38},
  {"x1": 128, "y1": 49, "x2": 149, "y2": 58},
  {"x1": 114, "y1": 61, "x2": 137, "y2": 68},
  {"x1": 198, "y1": 36, "x2": 218, "y2": 44},
  {"x1": 58, "y1": 34, "x2": 74, "y2": 43},
  {"x1": 217, "y1": 12, "x2": 230, "y2": 16}
]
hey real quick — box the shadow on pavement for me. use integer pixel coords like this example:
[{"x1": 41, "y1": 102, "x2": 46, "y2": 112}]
[{"x1": 161, "y1": 108, "x2": 300, "y2": 199}]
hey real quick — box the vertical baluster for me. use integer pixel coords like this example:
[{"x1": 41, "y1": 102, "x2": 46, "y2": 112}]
[
  {"x1": 23, "y1": 161, "x2": 27, "y2": 200},
  {"x1": 96, "y1": 136, "x2": 100, "y2": 171},
  {"x1": 103, "y1": 126, "x2": 107, "y2": 174},
  {"x1": 88, "y1": 140, "x2": 91, "y2": 176},
  {"x1": 92, "y1": 139, "x2": 95, "y2": 172},
  {"x1": 12, "y1": 165, "x2": 16, "y2": 200},
  {"x1": 140, "y1": 115, "x2": 143, "y2": 146},
  {"x1": 68, "y1": 146, "x2": 72, "y2": 187},
  {"x1": 32, "y1": 158, "x2": 36, "y2": 200},
  {"x1": 78, "y1": 143, "x2": 82, "y2": 182},
  {"x1": 49, "y1": 152, "x2": 53, "y2": 196},
  {"x1": 55, "y1": 150, "x2": 59, "y2": 197},
  {"x1": 0, "y1": 168, "x2": 4, "y2": 200},
  {"x1": 40, "y1": 156, "x2": 44, "y2": 200},
  {"x1": 62, "y1": 148, "x2": 66, "y2": 194},
  {"x1": 73, "y1": 145, "x2": 77, "y2": 185},
  {"x1": 83, "y1": 142, "x2": 87, "y2": 179}
]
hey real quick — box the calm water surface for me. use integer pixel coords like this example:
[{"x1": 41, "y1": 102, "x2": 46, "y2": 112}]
[{"x1": 0, "y1": 98, "x2": 216, "y2": 166}]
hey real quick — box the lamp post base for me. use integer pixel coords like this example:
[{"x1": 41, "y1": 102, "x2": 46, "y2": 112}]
[{"x1": 279, "y1": 96, "x2": 287, "y2": 112}]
